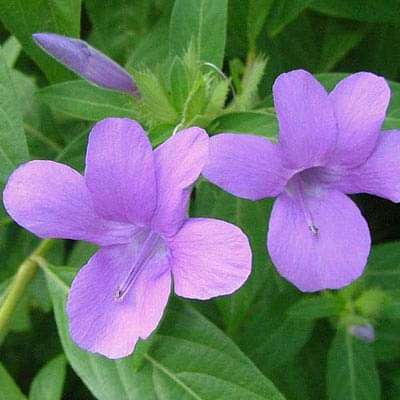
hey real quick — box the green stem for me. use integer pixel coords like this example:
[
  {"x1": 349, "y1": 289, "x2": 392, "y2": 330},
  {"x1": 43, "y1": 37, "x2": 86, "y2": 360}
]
[{"x1": 0, "y1": 239, "x2": 54, "y2": 340}]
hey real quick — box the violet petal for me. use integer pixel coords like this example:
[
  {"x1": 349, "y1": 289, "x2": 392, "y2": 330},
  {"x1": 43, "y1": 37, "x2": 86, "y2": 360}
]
[
  {"x1": 151, "y1": 127, "x2": 209, "y2": 237},
  {"x1": 267, "y1": 187, "x2": 371, "y2": 292},
  {"x1": 329, "y1": 72, "x2": 390, "y2": 168},
  {"x1": 67, "y1": 242, "x2": 171, "y2": 359},
  {"x1": 3, "y1": 160, "x2": 135, "y2": 245},
  {"x1": 85, "y1": 118, "x2": 157, "y2": 226},
  {"x1": 170, "y1": 218, "x2": 252, "y2": 300},
  {"x1": 273, "y1": 69, "x2": 337, "y2": 169},
  {"x1": 203, "y1": 133, "x2": 292, "y2": 200}
]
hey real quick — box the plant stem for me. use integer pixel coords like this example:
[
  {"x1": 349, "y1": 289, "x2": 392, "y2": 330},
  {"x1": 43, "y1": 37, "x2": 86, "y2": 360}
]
[{"x1": 0, "y1": 239, "x2": 54, "y2": 339}]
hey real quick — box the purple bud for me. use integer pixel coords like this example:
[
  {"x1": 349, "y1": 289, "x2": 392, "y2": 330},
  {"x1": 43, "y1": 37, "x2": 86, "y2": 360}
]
[
  {"x1": 33, "y1": 33, "x2": 139, "y2": 96},
  {"x1": 348, "y1": 323, "x2": 375, "y2": 343}
]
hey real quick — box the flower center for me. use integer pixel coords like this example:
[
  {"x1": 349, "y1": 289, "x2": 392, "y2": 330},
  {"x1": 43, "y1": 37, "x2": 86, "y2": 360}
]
[
  {"x1": 114, "y1": 229, "x2": 167, "y2": 302},
  {"x1": 287, "y1": 173, "x2": 319, "y2": 236}
]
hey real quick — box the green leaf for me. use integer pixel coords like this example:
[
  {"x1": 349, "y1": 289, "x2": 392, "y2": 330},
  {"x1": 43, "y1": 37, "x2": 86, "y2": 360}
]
[
  {"x1": 287, "y1": 295, "x2": 344, "y2": 320},
  {"x1": 209, "y1": 111, "x2": 278, "y2": 139},
  {"x1": 247, "y1": 0, "x2": 274, "y2": 48},
  {"x1": 318, "y1": 19, "x2": 369, "y2": 71},
  {"x1": 127, "y1": 18, "x2": 171, "y2": 69},
  {"x1": 2, "y1": 36, "x2": 22, "y2": 68},
  {"x1": 0, "y1": 0, "x2": 81, "y2": 82},
  {"x1": 85, "y1": 0, "x2": 151, "y2": 65},
  {"x1": 67, "y1": 241, "x2": 97, "y2": 270},
  {"x1": 0, "y1": 362, "x2": 26, "y2": 400},
  {"x1": 29, "y1": 355, "x2": 66, "y2": 400},
  {"x1": 373, "y1": 320, "x2": 400, "y2": 362},
  {"x1": 382, "y1": 301, "x2": 400, "y2": 319},
  {"x1": 0, "y1": 48, "x2": 29, "y2": 185},
  {"x1": 266, "y1": 0, "x2": 312, "y2": 37},
  {"x1": 327, "y1": 330, "x2": 380, "y2": 400},
  {"x1": 44, "y1": 264, "x2": 286, "y2": 400},
  {"x1": 36, "y1": 80, "x2": 136, "y2": 121},
  {"x1": 133, "y1": 69, "x2": 178, "y2": 127},
  {"x1": 254, "y1": 317, "x2": 314, "y2": 372},
  {"x1": 169, "y1": 0, "x2": 228, "y2": 68},
  {"x1": 191, "y1": 180, "x2": 274, "y2": 334},
  {"x1": 363, "y1": 241, "x2": 400, "y2": 291},
  {"x1": 311, "y1": 0, "x2": 400, "y2": 23}
]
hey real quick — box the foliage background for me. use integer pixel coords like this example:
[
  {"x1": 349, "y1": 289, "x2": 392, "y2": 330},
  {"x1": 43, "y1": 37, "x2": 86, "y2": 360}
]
[{"x1": 0, "y1": 1, "x2": 400, "y2": 399}]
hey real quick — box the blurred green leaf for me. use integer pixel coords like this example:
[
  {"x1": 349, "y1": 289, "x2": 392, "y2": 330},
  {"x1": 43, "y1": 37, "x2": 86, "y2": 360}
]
[
  {"x1": 382, "y1": 301, "x2": 400, "y2": 319},
  {"x1": 0, "y1": 362, "x2": 26, "y2": 400},
  {"x1": 0, "y1": 47, "x2": 29, "y2": 186},
  {"x1": 86, "y1": 0, "x2": 152, "y2": 65},
  {"x1": 36, "y1": 80, "x2": 136, "y2": 121},
  {"x1": 2, "y1": 36, "x2": 21, "y2": 68},
  {"x1": 0, "y1": 0, "x2": 81, "y2": 82},
  {"x1": 318, "y1": 18, "x2": 368, "y2": 71},
  {"x1": 29, "y1": 355, "x2": 66, "y2": 400},
  {"x1": 127, "y1": 18, "x2": 171, "y2": 69},
  {"x1": 327, "y1": 330, "x2": 380, "y2": 400},
  {"x1": 67, "y1": 242, "x2": 97, "y2": 270},
  {"x1": 311, "y1": 0, "x2": 400, "y2": 23},
  {"x1": 247, "y1": 0, "x2": 274, "y2": 48},
  {"x1": 266, "y1": 0, "x2": 312, "y2": 37},
  {"x1": 363, "y1": 241, "x2": 400, "y2": 291},
  {"x1": 169, "y1": 0, "x2": 228, "y2": 68},
  {"x1": 44, "y1": 264, "x2": 286, "y2": 400},
  {"x1": 287, "y1": 295, "x2": 344, "y2": 320},
  {"x1": 374, "y1": 320, "x2": 400, "y2": 362}
]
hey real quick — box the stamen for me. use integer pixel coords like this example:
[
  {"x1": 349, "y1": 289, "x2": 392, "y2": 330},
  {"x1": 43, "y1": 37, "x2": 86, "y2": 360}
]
[
  {"x1": 114, "y1": 231, "x2": 163, "y2": 302},
  {"x1": 292, "y1": 176, "x2": 319, "y2": 237}
]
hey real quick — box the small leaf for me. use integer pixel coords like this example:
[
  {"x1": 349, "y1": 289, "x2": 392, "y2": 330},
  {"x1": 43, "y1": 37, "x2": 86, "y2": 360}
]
[
  {"x1": 36, "y1": 80, "x2": 136, "y2": 121},
  {"x1": 29, "y1": 355, "x2": 66, "y2": 400},
  {"x1": 327, "y1": 330, "x2": 380, "y2": 400}
]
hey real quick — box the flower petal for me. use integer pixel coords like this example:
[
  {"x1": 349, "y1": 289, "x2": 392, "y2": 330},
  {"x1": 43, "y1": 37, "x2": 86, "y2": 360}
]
[
  {"x1": 273, "y1": 70, "x2": 337, "y2": 169},
  {"x1": 3, "y1": 160, "x2": 135, "y2": 245},
  {"x1": 151, "y1": 128, "x2": 209, "y2": 236},
  {"x1": 330, "y1": 131, "x2": 400, "y2": 202},
  {"x1": 267, "y1": 188, "x2": 371, "y2": 292},
  {"x1": 329, "y1": 72, "x2": 390, "y2": 167},
  {"x1": 33, "y1": 33, "x2": 139, "y2": 96},
  {"x1": 85, "y1": 118, "x2": 157, "y2": 225},
  {"x1": 202, "y1": 133, "x2": 291, "y2": 200},
  {"x1": 67, "y1": 242, "x2": 171, "y2": 359},
  {"x1": 170, "y1": 218, "x2": 252, "y2": 300}
]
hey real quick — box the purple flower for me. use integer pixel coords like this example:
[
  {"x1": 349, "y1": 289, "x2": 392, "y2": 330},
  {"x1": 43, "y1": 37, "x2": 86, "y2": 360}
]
[
  {"x1": 203, "y1": 70, "x2": 400, "y2": 292},
  {"x1": 3, "y1": 118, "x2": 251, "y2": 358},
  {"x1": 33, "y1": 33, "x2": 139, "y2": 96},
  {"x1": 348, "y1": 323, "x2": 375, "y2": 343}
]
